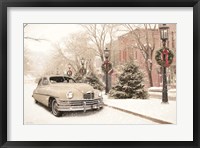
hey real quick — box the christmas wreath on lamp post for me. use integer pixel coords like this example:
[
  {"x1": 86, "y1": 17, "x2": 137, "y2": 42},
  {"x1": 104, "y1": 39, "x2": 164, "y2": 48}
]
[
  {"x1": 155, "y1": 24, "x2": 174, "y2": 104},
  {"x1": 101, "y1": 61, "x2": 112, "y2": 73},
  {"x1": 155, "y1": 47, "x2": 174, "y2": 67}
]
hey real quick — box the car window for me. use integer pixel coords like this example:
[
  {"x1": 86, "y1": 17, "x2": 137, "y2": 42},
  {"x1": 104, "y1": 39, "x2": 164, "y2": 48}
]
[
  {"x1": 50, "y1": 77, "x2": 65, "y2": 83},
  {"x1": 42, "y1": 77, "x2": 49, "y2": 85}
]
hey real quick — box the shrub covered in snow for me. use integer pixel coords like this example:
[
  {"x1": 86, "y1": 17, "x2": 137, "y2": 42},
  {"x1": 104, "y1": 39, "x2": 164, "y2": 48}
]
[{"x1": 109, "y1": 62, "x2": 148, "y2": 99}]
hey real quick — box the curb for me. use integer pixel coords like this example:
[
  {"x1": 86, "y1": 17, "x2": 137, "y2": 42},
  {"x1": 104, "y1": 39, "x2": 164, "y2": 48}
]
[{"x1": 104, "y1": 104, "x2": 173, "y2": 124}]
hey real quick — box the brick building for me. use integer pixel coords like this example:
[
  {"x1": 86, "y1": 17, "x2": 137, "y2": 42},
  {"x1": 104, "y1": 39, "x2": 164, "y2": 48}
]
[{"x1": 109, "y1": 24, "x2": 176, "y2": 88}]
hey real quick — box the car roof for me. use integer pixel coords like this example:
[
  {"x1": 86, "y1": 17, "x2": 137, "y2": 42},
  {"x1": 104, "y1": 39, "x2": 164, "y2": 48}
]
[{"x1": 41, "y1": 75, "x2": 72, "y2": 79}]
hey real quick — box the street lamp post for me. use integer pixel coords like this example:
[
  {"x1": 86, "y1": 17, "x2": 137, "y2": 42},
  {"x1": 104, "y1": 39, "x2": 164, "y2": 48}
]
[
  {"x1": 81, "y1": 58, "x2": 84, "y2": 68},
  {"x1": 67, "y1": 63, "x2": 72, "y2": 77},
  {"x1": 79, "y1": 57, "x2": 86, "y2": 76},
  {"x1": 104, "y1": 48, "x2": 110, "y2": 94},
  {"x1": 159, "y1": 24, "x2": 169, "y2": 103}
]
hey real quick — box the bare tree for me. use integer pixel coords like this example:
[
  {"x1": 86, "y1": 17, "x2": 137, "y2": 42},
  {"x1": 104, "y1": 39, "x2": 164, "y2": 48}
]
[
  {"x1": 24, "y1": 24, "x2": 51, "y2": 75},
  {"x1": 24, "y1": 24, "x2": 49, "y2": 42},
  {"x1": 123, "y1": 24, "x2": 158, "y2": 87},
  {"x1": 53, "y1": 42, "x2": 79, "y2": 73},
  {"x1": 55, "y1": 32, "x2": 97, "y2": 73},
  {"x1": 81, "y1": 24, "x2": 118, "y2": 62}
]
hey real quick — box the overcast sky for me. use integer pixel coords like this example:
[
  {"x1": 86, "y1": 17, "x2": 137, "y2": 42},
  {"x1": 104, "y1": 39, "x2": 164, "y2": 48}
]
[
  {"x1": 24, "y1": 24, "x2": 84, "y2": 53},
  {"x1": 25, "y1": 24, "x2": 83, "y2": 41}
]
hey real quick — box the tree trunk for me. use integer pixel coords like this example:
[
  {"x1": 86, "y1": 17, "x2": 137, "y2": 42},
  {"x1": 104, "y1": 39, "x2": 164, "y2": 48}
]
[{"x1": 145, "y1": 60, "x2": 153, "y2": 87}]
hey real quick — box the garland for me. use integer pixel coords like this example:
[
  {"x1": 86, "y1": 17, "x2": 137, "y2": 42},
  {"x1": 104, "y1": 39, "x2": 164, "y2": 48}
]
[
  {"x1": 155, "y1": 47, "x2": 174, "y2": 67},
  {"x1": 101, "y1": 61, "x2": 112, "y2": 73}
]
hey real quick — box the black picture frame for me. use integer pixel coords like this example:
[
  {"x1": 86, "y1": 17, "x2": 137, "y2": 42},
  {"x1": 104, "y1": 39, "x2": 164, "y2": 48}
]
[{"x1": 0, "y1": 0, "x2": 199, "y2": 148}]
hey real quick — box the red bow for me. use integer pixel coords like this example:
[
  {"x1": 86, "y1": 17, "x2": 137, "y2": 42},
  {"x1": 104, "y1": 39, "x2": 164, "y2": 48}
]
[{"x1": 162, "y1": 49, "x2": 169, "y2": 67}]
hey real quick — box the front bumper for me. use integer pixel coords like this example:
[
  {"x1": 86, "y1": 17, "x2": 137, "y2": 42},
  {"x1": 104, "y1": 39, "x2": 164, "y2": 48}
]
[{"x1": 56, "y1": 98, "x2": 104, "y2": 112}]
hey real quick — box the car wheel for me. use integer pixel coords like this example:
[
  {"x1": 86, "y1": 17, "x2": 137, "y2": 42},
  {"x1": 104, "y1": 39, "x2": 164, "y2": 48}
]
[{"x1": 51, "y1": 99, "x2": 62, "y2": 117}]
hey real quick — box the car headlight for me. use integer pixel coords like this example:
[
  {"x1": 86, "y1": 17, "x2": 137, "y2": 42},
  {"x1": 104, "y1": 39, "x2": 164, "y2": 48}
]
[
  {"x1": 98, "y1": 92, "x2": 102, "y2": 97},
  {"x1": 66, "y1": 91, "x2": 73, "y2": 99}
]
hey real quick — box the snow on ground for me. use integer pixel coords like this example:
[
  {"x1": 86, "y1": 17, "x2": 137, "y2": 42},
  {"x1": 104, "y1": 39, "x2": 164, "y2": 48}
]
[
  {"x1": 148, "y1": 87, "x2": 163, "y2": 92},
  {"x1": 24, "y1": 77, "x2": 176, "y2": 124},
  {"x1": 103, "y1": 95, "x2": 176, "y2": 124},
  {"x1": 24, "y1": 82, "x2": 158, "y2": 124},
  {"x1": 148, "y1": 92, "x2": 176, "y2": 100},
  {"x1": 148, "y1": 87, "x2": 176, "y2": 100}
]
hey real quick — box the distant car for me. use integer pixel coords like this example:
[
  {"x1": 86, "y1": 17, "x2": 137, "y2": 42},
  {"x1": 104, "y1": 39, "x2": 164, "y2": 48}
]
[{"x1": 32, "y1": 75, "x2": 104, "y2": 117}]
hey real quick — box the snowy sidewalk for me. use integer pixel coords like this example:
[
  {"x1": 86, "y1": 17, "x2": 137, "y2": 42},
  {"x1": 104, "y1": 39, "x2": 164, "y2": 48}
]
[
  {"x1": 103, "y1": 95, "x2": 176, "y2": 124},
  {"x1": 148, "y1": 87, "x2": 176, "y2": 100}
]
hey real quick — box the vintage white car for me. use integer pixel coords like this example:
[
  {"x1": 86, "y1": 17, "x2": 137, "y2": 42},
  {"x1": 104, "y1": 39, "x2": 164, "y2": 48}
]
[{"x1": 32, "y1": 75, "x2": 104, "y2": 117}]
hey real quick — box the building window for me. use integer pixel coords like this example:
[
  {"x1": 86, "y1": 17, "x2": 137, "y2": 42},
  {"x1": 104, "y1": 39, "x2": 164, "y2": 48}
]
[
  {"x1": 119, "y1": 50, "x2": 122, "y2": 63},
  {"x1": 123, "y1": 50, "x2": 127, "y2": 62},
  {"x1": 135, "y1": 51, "x2": 137, "y2": 59}
]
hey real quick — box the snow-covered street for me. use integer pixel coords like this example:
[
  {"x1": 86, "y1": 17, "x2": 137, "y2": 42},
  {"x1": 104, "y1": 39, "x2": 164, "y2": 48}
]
[
  {"x1": 104, "y1": 96, "x2": 176, "y2": 124},
  {"x1": 24, "y1": 81, "x2": 176, "y2": 125}
]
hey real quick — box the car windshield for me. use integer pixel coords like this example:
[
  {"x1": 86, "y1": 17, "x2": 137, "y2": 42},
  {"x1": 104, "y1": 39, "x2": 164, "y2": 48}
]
[
  {"x1": 49, "y1": 76, "x2": 75, "y2": 83},
  {"x1": 64, "y1": 77, "x2": 76, "y2": 83}
]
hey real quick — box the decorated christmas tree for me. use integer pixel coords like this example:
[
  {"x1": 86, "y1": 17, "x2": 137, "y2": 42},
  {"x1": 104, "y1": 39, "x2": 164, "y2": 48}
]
[{"x1": 110, "y1": 62, "x2": 148, "y2": 99}]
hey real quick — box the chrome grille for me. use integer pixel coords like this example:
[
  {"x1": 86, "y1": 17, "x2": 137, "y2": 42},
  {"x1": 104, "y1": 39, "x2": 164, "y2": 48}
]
[
  {"x1": 83, "y1": 93, "x2": 94, "y2": 99},
  {"x1": 68, "y1": 99, "x2": 99, "y2": 106}
]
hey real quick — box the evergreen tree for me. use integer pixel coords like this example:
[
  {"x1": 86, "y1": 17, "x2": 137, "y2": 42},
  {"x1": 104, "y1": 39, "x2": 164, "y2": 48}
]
[
  {"x1": 73, "y1": 72, "x2": 83, "y2": 82},
  {"x1": 73, "y1": 71, "x2": 104, "y2": 91},
  {"x1": 110, "y1": 62, "x2": 148, "y2": 99},
  {"x1": 85, "y1": 72, "x2": 104, "y2": 91}
]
